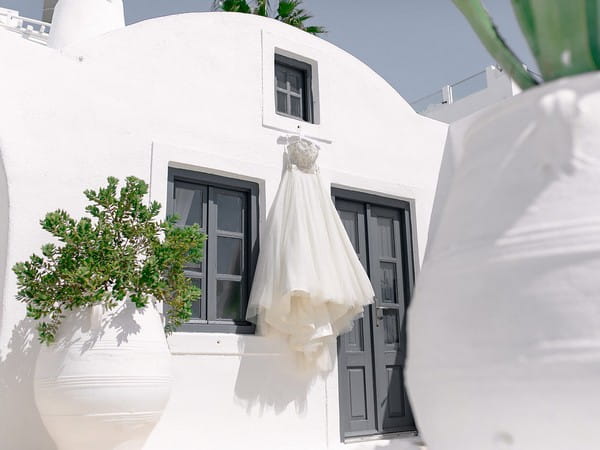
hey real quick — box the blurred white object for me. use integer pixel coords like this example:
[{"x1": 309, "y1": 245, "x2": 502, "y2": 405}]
[
  {"x1": 407, "y1": 72, "x2": 600, "y2": 450},
  {"x1": 34, "y1": 300, "x2": 172, "y2": 450},
  {"x1": 48, "y1": 0, "x2": 124, "y2": 49}
]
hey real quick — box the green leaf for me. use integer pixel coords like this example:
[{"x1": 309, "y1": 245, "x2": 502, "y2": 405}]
[
  {"x1": 453, "y1": 0, "x2": 539, "y2": 89},
  {"x1": 218, "y1": 0, "x2": 251, "y2": 13},
  {"x1": 511, "y1": 0, "x2": 539, "y2": 60},
  {"x1": 304, "y1": 25, "x2": 326, "y2": 35},
  {"x1": 254, "y1": 0, "x2": 269, "y2": 16},
  {"x1": 587, "y1": 0, "x2": 600, "y2": 68},
  {"x1": 14, "y1": 175, "x2": 206, "y2": 344},
  {"x1": 277, "y1": 0, "x2": 298, "y2": 19},
  {"x1": 511, "y1": 0, "x2": 597, "y2": 81}
]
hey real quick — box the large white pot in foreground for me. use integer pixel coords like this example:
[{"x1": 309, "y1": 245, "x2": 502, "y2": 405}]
[
  {"x1": 34, "y1": 300, "x2": 172, "y2": 450},
  {"x1": 407, "y1": 73, "x2": 600, "y2": 450}
]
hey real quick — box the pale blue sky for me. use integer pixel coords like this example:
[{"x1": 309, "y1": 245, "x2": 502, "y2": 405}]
[{"x1": 1, "y1": 0, "x2": 536, "y2": 101}]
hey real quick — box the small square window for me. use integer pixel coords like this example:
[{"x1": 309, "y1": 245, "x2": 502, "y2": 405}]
[{"x1": 275, "y1": 54, "x2": 313, "y2": 123}]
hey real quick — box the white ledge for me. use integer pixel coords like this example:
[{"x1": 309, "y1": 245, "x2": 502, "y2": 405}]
[
  {"x1": 167, "y1": 332, "x2": 287, "y2": 356},
  {"x1": 0, "y1": 9, "x2": 51, "y2": 45}
]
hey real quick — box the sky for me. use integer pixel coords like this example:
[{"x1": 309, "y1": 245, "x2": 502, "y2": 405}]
[{"x1": 0, "y1": 0, "x2": 537, "y2": 102}]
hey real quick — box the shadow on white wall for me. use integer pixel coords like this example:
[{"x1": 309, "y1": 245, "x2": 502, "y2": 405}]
[
  {"x1": 0, "y1": 319, "x2": 56, "y2": 450},
  {"x1": 0, "y1": 147, "x2": 55, "y2": 450},
  {"x1": 233, "y1": 335, "x2": 331, "y2": 415}
]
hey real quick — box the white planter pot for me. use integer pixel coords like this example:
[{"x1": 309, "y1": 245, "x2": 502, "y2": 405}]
[
  {"x1": 406, "y1": 73, "x2": 600, "y2": 450},
  {"x1": 34, "y1": 300, "x2": 172, "y2": 450}
]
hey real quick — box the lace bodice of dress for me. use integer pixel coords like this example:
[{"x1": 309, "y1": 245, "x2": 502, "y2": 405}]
[{"x1": 287, "y1": 137, "x2": 320, "y2": 173}]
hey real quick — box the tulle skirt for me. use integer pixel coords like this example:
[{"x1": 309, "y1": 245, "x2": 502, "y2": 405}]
[{"x1": 246, "y1": 167, "x2": 374, "y2": 371}]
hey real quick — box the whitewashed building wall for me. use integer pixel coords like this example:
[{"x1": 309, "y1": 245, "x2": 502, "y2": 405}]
[{"x1": 0, "y1": 12, "x2": 447, "y2": 450}]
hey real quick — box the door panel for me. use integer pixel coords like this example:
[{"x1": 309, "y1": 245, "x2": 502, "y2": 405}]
[
  {"x1": 369, "y1": 205, "x2": 414, "y2": 432},
  {"x1": 336, "y1": 195, "x2": 415, "y2": 440},
  {"x1": 335, "y1": 199, "x2": 377, "y2": 436}
]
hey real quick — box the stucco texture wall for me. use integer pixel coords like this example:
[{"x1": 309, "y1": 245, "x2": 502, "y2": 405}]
[{"x1": 0, "y1": 12, "x2": 446, "y2": 450}]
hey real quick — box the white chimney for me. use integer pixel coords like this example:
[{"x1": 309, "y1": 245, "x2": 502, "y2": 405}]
[{"x1": 48, "y1": 0, "x2": 125, "y2": 49}]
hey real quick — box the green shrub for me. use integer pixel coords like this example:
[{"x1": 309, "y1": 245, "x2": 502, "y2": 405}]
[{"x1": 13, "y1": 176, "x2": 205, "y2": 345}]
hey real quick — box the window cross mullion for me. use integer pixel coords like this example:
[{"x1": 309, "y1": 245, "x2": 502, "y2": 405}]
[{"x1": 275, "y1": 56, "x2": 312, "y2": 122}]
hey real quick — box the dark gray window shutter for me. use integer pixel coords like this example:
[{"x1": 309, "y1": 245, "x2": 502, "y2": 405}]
[{"x1": 167, "y1": 168, "x2": 258, "y2": 334}]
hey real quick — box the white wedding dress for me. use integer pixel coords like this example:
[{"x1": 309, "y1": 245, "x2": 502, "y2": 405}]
[{"x1": 246, "y1": 137, "x2": 374, "y2": 371}]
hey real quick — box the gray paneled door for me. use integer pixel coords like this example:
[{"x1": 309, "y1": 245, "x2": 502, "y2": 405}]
[{"x1": 334, "y1": 191, "x2": 416, "y2": 440}]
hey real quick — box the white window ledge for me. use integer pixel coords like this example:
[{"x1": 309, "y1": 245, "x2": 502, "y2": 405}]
[{"x1": 168, "y1": 331, "x2": 287, "y2": 356}]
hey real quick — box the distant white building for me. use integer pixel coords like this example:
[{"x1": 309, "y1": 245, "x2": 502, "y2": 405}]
[
  {"x1": 0, "y1": 3, "x2": 446, "y2": 449},
  {"x1": 411, "y1": 65, "x2": 521, "y2": 123}
]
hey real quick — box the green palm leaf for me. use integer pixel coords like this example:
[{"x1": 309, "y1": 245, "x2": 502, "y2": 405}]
[
  {"x1": 254, "y1": 0, "x2": 270, "y2": 16},
  {"x1": 304, "y1": 25, "x2": 326, "y2": 35},
  {"x1": 277, "y1": 0, "x2": 299, "y2": 19},
  {"x1": 215, "y1": 0, "x2": 326, "y2": 35},
  {"x1": 214, "y1": 0, "x2": 251, "y2": 13}
]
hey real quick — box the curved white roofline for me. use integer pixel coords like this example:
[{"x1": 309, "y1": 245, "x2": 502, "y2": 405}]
[{"x1": 64, "y1": 11, "x2": 415, "y2": 113}]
